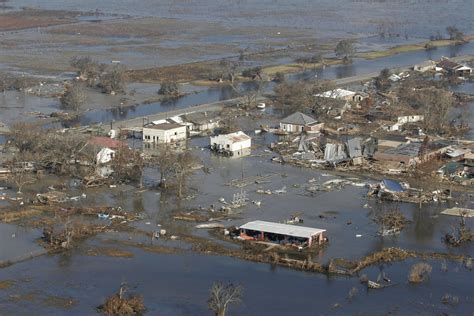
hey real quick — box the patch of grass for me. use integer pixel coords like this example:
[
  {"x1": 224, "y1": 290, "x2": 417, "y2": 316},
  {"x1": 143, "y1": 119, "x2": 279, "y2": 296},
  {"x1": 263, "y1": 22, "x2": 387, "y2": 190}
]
[
  {"x1": 262, "y1": 64, "x2": 302, "y2": 76},
  {"x1": 85, "y1": 247, "x2": 134, "y2": 258},
  {"x1": 0, "y1": 280, "x2": 14, "y2": 290},
  {"x1": 43, "y1": 295, "x2": 77, "y2": 309},
  {"x1": 358, "y1": 37, "x2": 473, "y2": 60}
]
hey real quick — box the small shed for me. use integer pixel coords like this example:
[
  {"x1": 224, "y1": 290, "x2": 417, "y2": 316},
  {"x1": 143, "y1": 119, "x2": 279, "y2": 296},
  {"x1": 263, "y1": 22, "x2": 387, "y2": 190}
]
[{"x1": 239, "y1": 220, "x2": 326, "y2": 247}]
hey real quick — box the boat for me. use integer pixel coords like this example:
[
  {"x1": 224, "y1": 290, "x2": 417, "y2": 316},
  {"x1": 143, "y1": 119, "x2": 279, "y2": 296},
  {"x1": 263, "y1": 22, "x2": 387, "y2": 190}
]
[
  {"x1": 257, "y1": 102, "x2": 266, "y2": 109},
  {"x1": 367, "y1": 280, "x2": 383, "y2": 289}
]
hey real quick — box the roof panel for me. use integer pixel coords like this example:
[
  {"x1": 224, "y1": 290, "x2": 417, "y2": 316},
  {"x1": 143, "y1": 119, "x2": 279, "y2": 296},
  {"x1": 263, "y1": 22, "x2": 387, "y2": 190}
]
[
  {"x1": 281, "y1": 112, "x2": 317, "y2": 125},
  {"x1": 240, "y1": 220, "x2": 325, "y2": 238}
]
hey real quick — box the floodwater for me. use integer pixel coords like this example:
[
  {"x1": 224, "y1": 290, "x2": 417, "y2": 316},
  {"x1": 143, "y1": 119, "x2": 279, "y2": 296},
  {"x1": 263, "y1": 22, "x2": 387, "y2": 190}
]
[
  {"x1": 0, "y1": 136, "x2": 473, "y2": 314},
  {"x1": 450, "y1": 81, "x2": 474, "y2": 140},
  {"x1": 9, "y1": 0, "x2": 474, "y2": 39},
  {"x1": 1, "y1": 246, "x2": 473, "y2": 315},
  {"x1": 79, "y1": 41, "x2": 474, "y2": 125},
  {"x1": 1, "y1": 1, "x2": 474, "y2": 314}
]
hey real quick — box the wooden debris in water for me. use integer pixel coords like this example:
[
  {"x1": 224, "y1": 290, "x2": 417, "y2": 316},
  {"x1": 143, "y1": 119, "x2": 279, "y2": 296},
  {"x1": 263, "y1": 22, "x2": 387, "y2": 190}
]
[{"x1": 441, "y1": 207, "x2": 474, "y2": 218}]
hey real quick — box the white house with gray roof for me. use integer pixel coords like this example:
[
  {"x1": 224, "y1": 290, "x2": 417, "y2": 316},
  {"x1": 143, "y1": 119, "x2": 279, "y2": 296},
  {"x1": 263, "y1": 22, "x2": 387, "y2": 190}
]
[{"x1": 279, "y1": 112, "x2": 324, "y2": 133}]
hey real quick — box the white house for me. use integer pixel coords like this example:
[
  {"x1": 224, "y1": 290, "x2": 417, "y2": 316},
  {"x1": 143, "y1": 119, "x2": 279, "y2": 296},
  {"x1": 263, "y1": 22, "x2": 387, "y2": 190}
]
[
  {"x1": 397, "y1": 115, "x2": 424, "y2": 125},
  {"x1": 210, "y1": 131, "x2": 251, "y2": 157},
  {"x1": 143, "y1": 123, "x2": 187, "y2": 144},
  {"x1": 387, "y1": 115, "x2": 424, "y2": 131},
  {"x1": 413, "y1": 60, "x2": 436, "y2": 72},
  {"x1": 280, "y1": 112, "x2": 323, "y2": 133},
  {"x1": 315, "y1": 88, "x2": 368, "y2": 104},
  {"x1": 315, "y1": 88, "x2": 356, "y2": 101}
]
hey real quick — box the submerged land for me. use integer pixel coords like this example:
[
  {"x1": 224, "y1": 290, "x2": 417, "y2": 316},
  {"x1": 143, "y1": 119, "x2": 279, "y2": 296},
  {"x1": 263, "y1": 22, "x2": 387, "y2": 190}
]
[{"x1": 0, "y1": 1, "x2": 474, "y2": 315}]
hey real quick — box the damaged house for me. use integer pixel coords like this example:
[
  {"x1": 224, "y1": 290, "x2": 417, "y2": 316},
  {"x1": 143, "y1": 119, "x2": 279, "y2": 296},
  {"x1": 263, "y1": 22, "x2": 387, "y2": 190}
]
[
  {"x1": 413, "y1": 60, "x2": 436, "y2": 73},
  {"x1": 387, "y1": 115, "x2": 424, "y2": 132},
  {"x1": 374, "y1": 140, "x2": 450, "y2": 166},
  {"x1": 323, "y1": 137, "x2": 375, "y2": 166},
  {"x1": 183, "y1": 111, "x2": 221, "y2": 134},
  {"x1": 437, "y1": 58, "x2": 473, "y2": 77},
  {"x1": 315, "y1": 88, "x2": 368, "y2": 103},
  {"x1": 143, "y1": 122, "x2": 187, "y2": 144},
  {"x1": 210, "y1": 131, "x2": 251, "y2": 157},
  {"x1": 239, "y1": 220, "x2": 327, "y2": 248},
  {"x1": 280, "y1": 112, "x2": 324, "y2": 133},
  {"x1": 87, "y1": 136, "x2": 127, "y2": 164}
]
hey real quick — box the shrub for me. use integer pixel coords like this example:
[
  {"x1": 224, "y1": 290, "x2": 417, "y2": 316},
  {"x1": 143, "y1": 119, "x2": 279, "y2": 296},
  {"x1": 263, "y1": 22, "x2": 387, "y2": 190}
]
[{"x1": 408, "y1": 262, "x2": 432, "y2": 283}]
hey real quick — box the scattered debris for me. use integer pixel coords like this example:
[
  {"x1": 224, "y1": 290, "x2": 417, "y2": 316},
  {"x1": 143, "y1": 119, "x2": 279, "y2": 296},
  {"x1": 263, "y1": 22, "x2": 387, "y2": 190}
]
[{"x1": 408, "y1": 262, "x2": 432, "y2": 283}]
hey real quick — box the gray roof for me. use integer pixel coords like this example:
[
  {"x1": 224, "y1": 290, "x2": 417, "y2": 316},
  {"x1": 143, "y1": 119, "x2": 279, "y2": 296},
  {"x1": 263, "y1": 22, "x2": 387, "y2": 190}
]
[
  {"x1": 240, "y1": 220, "x2": 325, "y2": 239},
  {"x1": 383, "y1": 142, "x2": 421, "y2": 157},
  {"x1": 281, "y1": 112, "x2": 317, "y2": 126},
  {"x1": 184, "y1": 111, "x2": 220, "y2": 124}
]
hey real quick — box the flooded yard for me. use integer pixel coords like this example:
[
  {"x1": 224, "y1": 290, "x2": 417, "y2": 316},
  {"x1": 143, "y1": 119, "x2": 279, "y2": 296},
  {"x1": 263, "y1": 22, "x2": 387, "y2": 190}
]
[{"x1": 0, "y1": 1, "x2": 473, "y2": 315}]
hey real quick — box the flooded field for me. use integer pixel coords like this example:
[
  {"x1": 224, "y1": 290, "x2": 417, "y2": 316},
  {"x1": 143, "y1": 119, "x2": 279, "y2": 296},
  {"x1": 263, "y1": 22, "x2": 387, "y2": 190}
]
[
  {"x1": 0, "y1": 134, "x2": 473, "y2": 314},
  {"x1": 0, "y1": 1, "x2": 473, "y2": 315},
  {"x1": 9, "y1": 0, "x2": 474, "y2": 39}
]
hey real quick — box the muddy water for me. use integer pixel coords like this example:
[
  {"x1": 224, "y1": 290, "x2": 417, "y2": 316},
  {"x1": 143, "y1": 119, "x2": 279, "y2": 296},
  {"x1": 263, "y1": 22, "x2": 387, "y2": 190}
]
[
  {"x1": 10, "y1": 0, "x2": 474, "y2": 39},
  {"x1": 291, "y1": 41, "x2": 474, "y2": 81},
  {"x1": 0, "y1": 134, "x2": 472, "y2": 314},
  {"x1": 0, "y1": 237, "x2": 472, "y2": 314},
  {"x1": 451, "y1": 81, "x2": 474, "y2": 140},
  {"x1": 0, "y1": 223, "x2": 44, "y2": 262},
  {"x1": 77, "y1": 41, "x2": 474, "y2": 125},
  {"x1": 0, "y1": 91, "x2": 58, "y2": 123}
]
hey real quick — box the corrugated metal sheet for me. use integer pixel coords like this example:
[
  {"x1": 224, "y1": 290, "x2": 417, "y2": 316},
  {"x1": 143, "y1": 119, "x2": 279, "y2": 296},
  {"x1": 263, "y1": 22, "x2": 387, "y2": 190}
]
[
  {"x1": 347, "y1": 137, "x2": 362, "y2": 158},
  {"x1": 240, "y1": 220, "x2": 325, "y2": 239}
]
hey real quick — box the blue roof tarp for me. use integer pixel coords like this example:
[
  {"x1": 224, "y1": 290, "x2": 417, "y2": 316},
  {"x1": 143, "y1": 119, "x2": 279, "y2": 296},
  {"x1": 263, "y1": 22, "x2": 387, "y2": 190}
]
[{"x1": 382, "y1": 179, "x2": 404, "y2": 192}]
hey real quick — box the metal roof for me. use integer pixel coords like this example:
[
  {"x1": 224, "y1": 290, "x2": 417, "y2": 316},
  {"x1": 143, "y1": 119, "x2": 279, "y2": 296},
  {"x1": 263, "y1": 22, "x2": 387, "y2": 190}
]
[
  {"x1": 281, "y1": 112, "x2": 317, "y2": 126},
  {"x1": 146, "y1": 123, "x2": 184, "y2": 130},
  {"x1": 240, "y1": 220, "x2": 325, "y2": 239},
  {"x1": 316, "y1": 88, "x2": 355, "y2": 99}
]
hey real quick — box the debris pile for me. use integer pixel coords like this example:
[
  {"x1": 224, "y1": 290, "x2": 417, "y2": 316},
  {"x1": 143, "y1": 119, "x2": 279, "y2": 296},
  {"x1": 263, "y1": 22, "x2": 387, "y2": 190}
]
[
  {"x1": 374, "y1": 209, "x2": 410, "y2": 236},
  {"x1": 408, "y1": 262, "x2": 432, "y2": 283},
  {"x1": 97, "y1": 284, "x2": 145, "y2": 316},
  {"x1": 444, "y1": 213, "x2": 473, "y2": 246}
]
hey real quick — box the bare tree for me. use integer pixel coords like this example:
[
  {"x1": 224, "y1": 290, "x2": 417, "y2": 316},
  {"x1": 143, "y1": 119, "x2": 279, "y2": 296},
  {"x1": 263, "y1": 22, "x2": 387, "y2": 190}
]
[
  {"x1": 208, "y1": 282, "x2": 243, "y2": 316},
  {"x1": 446, "y1": 26, "x2": 465, "y2": 41},
  {"x1": 60, "y1": 82, "x2": 86, "y2": 111},
  {"x1": 335, "y1": 40, "x2": 356, "y2": 62},
  {"x1": 152, "y1": 144, "x2": 177, "y2": 188},
  {"x1": 6, "y1": 151, "x2": 37, "y2": 193},
  {"x1": 111, "y1": 146, "x2": 143, "y2": 185},
  {"x1": 274, "y1": 81, "x2": 314, "y2": 114},
  {"x1": 375, "y1": 68, "x2": 391, "y2": 92},
  {"x1": 242, "y1": 81, "x2": 264, "y2": 110},
  {"x1": 99, "y1": 65, "x2": 127, "y2": 95},
  {"x1": 7, "y1": 122, "x2": 42, "y2": 153},
  {"x1": 158, "y1": 81, "x2": 180, "y2": 96},
  {"x1": 241, "y1": 66, "x2": 262, "y2": 80},
  {"x1": 70, "y1": 56, "x2": 103, "y2": 86},
  {"x1": 217, "y1": 59, "x2": 239, "y2": 84},
  {"x1": 173, "y1": 151, "x2": 196, "y2": 198}
]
